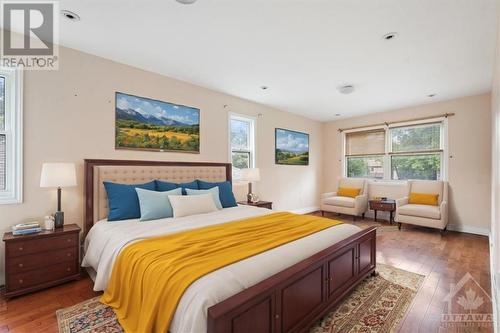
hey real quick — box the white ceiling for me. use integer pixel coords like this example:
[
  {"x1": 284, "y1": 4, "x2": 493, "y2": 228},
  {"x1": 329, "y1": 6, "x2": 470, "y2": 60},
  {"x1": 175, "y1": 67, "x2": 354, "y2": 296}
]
[{"x1": 33, "y1": 0, "x2": 500, "y2": 121}]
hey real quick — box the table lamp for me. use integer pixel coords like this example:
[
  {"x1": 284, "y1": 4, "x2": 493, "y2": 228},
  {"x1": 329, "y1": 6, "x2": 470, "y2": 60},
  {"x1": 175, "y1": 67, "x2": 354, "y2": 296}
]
[
  {"x1": 40, "y1": 163, "x2": 77, "y2": 228},
  {"x1": 240, "y1": 168, "x2": 260, "y2": 203}
]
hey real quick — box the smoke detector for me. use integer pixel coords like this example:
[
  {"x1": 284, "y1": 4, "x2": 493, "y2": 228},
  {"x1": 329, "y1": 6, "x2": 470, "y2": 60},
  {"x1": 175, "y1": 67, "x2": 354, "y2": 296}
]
[
  {"x1": 176, "y1": 0, "x2": 197, "y2": 4},
  {"x1": 338, "y1": 85, "x2": 355, "y2": 95}
]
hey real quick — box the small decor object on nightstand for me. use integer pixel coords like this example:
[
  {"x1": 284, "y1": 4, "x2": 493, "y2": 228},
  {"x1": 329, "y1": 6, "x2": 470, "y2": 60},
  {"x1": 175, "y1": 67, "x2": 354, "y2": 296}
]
[
  {"x1": 40, "y1": 163, "x2": 77, "y2": 228},
  {"x1": 240, "y1": 168, "x2": 260, "y2": 203}
]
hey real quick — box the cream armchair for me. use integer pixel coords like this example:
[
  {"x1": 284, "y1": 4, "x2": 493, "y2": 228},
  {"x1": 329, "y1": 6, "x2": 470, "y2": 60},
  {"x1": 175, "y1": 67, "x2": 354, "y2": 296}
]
[
  {"x1": 395, "y1": 180, "x2": 448, "y2": 232},
  {"x1": 321, "y1": 178, "x2": 368, "y2": 220}
]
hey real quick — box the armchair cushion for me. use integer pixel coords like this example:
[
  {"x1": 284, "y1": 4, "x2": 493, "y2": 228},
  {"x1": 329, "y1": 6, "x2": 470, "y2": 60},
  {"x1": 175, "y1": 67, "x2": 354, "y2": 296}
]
[
  {"x1": 337, "y1": 187, "x2": 361, "y2": 198},
  {"x1": 322, "y1": 196, "x2": 355, "y2": 208},
  {"x1": 398, "y1": 204, "x2": 441, "y2": 220},
  {"x1": 408, "y1": 192, "x2": 439, "y2": 206}
]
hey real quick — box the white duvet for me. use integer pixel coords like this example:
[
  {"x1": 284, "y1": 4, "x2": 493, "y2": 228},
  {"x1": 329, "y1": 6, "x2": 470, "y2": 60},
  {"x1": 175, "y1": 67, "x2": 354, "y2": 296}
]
[{"x1": 82, "y1": 205, "x2": 361, "y2": 333}]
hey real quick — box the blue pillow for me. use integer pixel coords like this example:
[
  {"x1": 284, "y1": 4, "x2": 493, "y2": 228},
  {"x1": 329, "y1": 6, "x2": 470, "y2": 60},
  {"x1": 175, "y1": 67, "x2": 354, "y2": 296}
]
[
  {"x1": 136, "y1": 187, "x2": 182, "y2": 221},
  {"x1": 104, "y1": 181, "x2": 156, "y2": 221},
  {"x1": 186, "y1": 187, "x2": 223, "y2": 210},
  {"x1": 197, "y1": 180, "x2": 237, "y2": 208},
  {"x1": 156, "y1": 180, "x2": 199, "y2": 194}
]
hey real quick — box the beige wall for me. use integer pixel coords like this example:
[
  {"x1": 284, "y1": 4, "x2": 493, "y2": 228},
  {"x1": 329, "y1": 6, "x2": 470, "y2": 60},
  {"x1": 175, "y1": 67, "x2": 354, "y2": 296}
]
[
  {"x1": 490, "y1": 1, "x2": 500, "y2": 327},
  {"x1": 323, "y1": 93, "x2": 492, "y2": 233},
  {"x1": 0, "y1": 46, "x2": 323, "y2": 284}
]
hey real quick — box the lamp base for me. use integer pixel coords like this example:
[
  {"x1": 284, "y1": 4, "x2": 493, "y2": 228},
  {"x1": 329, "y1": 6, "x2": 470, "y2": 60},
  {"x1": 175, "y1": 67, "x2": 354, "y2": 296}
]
[{"x1": 54, "y1": 211, "x2": 64, "y2": 228}]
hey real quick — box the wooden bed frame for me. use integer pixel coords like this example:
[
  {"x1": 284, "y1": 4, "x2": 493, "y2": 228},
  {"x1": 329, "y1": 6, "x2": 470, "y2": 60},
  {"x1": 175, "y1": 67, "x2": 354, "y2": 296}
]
[{"x1": 84, "y1": 159, "x2": 377, "y2": 333}]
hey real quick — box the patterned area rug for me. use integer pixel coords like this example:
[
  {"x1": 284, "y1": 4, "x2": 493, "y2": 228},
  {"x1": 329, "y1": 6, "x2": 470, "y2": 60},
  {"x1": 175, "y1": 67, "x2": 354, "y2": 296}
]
[{"x1": 56, "y1": 264, "x2": 423, "y2": 333}]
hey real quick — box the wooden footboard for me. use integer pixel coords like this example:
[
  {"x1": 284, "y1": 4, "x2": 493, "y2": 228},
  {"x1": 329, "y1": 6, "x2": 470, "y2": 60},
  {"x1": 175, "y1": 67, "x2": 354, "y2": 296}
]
[{"x1": 207, "y1": 226, "x2": 376, "y2": 333}]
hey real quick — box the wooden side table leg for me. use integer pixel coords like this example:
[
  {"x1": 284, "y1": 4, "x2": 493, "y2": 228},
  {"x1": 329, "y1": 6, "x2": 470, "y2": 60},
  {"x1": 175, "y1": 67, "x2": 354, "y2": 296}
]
[
  {"x1": 374, "y1": 210, "x2": 377, "y2": 222},
  {"x1": 390, "y1": 211, "x2": 393, "y2": 224}
]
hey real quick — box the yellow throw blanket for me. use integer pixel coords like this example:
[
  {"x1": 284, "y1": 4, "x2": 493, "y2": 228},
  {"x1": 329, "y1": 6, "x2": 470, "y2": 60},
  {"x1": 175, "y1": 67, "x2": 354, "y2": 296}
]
[{"x1": 101, "y1": 212, "x2": 343, "y2": 333}]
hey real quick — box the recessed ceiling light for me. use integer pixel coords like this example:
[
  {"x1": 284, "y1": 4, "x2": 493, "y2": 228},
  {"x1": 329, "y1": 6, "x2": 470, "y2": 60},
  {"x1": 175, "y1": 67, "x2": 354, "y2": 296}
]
[
  {"x1": 338, "y1": 85, "x2": 355, "y2": 95},
  {"x1": 61, "y1": 10, "x2": 80, "y2": 21},
  {"x1": 260, "y1": 86, "x2": 268, "y2": 90},
  {"x1": 335, "y1": 113, "x2": 341, "y2": 117},
  {"x1": 176, "y1": 0, "x2": 197, "y2": 4},
  {"x1": 427, "y1": 93, "x2": 437, "y2": 98},
  {"x1": 382, "y1": 32, "x2": 398, "y2": 40}
]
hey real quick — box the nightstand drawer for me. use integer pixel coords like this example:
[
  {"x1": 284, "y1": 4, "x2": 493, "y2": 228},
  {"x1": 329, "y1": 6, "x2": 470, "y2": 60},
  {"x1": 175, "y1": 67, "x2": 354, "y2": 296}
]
[
  {"x1": 370, "y1": 203, "x2": 395, "y2": 211},
  {"x1": 8, "y1": 247, "x2": 77, "y2": 274},
  {"x1": 6, "y1": 233, "x2": 78, "y2": 257},
  {"x1": 7, "y1": 261, "x2": 79, "y2": 292}
]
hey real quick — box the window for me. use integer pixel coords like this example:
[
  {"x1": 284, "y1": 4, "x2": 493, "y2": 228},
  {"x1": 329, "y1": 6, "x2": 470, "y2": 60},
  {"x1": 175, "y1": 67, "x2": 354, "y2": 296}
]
[
  {"x1": 0, "y1": 67, "x2": 22, "y2": 204},
  {"x1": 345, "y1": 129, "x2": 385, "y2": 179},
  {"x1": 390, "y1": 122, "x2": 443, "y2": 180},
  {"x1": 343, "y1": 120, "x2": 447, "y2": 181},
  {"x1": 229, "y1": 114, "x2": 255, "y2": 171}
]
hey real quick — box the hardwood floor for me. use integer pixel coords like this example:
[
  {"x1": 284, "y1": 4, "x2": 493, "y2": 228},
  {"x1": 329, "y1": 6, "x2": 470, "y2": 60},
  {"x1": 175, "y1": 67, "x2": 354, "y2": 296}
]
[{"x1": 0, "y1": 213, "x2": 492, "y2": 332}]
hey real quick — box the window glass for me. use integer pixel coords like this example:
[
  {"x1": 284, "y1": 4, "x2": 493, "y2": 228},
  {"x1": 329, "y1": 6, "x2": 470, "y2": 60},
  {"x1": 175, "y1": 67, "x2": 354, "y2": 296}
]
[
  {"x1": 391, "y1": 123, "x2": 441, "y2": 153},
  {"x1": 230, "y1": 119, "x2": 249, "y2": 150},
  {"x1": 347, "y1": 156, "x2": 384, "y2": 179},
  {"x1": 391, "y1": 154, "x2": 441, "y2": 180},
  {"x1": 0, "y1": 134, "x2": 4, "y2": 190},
  {"x1": 0, "y1": 77, "x2": 4, "y2": 130}
]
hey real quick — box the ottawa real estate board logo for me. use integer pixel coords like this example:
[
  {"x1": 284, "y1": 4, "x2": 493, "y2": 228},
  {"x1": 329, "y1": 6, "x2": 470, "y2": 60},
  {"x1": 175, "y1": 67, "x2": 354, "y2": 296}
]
[{"x1": 1, "y1": 1, "x2": 59, "y2": 70}]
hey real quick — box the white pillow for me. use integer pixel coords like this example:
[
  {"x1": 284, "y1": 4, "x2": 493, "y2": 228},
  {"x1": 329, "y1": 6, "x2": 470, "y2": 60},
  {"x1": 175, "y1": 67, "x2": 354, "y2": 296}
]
[{"x1": 168, "y1": 194, "x2": 218, "y2": 218}]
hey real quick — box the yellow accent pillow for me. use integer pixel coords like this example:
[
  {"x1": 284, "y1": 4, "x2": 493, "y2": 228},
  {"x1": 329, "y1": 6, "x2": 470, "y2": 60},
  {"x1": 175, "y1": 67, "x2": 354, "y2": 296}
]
[
  {"x1": 408, "y1": 192, "x2": 439, "y2": 206},
  {"x1": 337, "y1": 187, "x2": 361, "y2": 198}
]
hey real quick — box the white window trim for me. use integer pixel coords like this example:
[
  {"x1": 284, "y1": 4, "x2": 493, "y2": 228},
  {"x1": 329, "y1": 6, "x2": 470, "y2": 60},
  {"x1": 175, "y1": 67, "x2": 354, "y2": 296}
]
[
  {"x1": 0, "y1": 67, "x2": 23, "y2": 204},
  {"x1": 341, "y1": 117, "x2": 448, "y2": 181},
  {"x1": 228, "y1": 112, "x2": 257, "y2": 169}
]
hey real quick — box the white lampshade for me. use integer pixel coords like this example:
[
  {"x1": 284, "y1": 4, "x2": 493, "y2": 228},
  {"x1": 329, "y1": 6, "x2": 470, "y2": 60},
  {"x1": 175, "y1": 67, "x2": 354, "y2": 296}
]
[
  {"x1": 240, "y1": 168, "x2": 260, "y2": 182},
  {"x1": 40, "y1": 163, "x2": 77, "y2": 188}
]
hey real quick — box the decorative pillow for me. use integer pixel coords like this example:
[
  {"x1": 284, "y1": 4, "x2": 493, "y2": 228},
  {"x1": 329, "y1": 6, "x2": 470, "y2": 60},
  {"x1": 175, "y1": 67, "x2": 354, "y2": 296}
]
[
  {"x1": 104, "y1": 181, "x2": 156, "y2": 221},
  {"x1": 156, "y1": 180, "x2": 198, "y2": 194},
  {"x1": 186, "y1": 187, "x2": 223, "y2": 210},
  {"x1": 136, "y1": 187, "x2": 182, "y2": 221},
  {"x1": 197, "y1": 180, "x2": 237, "y2": 208},
  {"x1": 408, "y1": 192, "x2": 439, "y2": 206},
  {"x1": 337, "y1": 187, "x2": 361, "y2": 198},
  {"x1": 169, "y1": 194, "x2": 218, "y2": 218}
]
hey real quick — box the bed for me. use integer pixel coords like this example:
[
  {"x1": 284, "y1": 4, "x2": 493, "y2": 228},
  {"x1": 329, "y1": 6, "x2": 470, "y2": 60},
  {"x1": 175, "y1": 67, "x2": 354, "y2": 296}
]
[{"x1": 82, "y1": 159, "x2": 376, "y2": 333}]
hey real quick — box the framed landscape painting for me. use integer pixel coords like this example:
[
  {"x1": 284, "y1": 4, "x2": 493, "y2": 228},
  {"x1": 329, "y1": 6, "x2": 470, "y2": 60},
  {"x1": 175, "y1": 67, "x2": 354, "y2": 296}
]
[
  {"x1": 275, "y1": 128, "x2": 309, "y2": 165},
  {"x1": 115, "y1": 92, "x2": 200, "y2": 153}
]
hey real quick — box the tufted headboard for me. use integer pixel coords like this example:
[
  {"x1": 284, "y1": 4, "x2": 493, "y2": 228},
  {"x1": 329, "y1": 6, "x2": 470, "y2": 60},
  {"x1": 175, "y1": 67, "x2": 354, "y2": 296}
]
[{"x1": 84, "y1": 159, "x2": 232, "y2": 236}]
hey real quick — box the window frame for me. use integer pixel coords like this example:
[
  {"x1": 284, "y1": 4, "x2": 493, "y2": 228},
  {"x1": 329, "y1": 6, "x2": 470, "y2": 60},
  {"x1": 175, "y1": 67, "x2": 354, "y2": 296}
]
[
  {"x1": 0, "y1": 67, "x2": 23, "y2": 204},
  {"x1": 342, "y1": 117, "x2": 448, "y2": 181},
  {"x1": 228, "y1": 113, "x2": 256, "y2": 171}
]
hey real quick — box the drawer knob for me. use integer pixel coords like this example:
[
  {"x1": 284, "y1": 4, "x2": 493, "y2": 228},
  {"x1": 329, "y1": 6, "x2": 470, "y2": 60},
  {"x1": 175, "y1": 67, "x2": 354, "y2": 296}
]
[
  {"x1": 66, "y1": 267, "x2": 71, "y2": 272},
  {"x1": 275, "y1": 314, "x2": 279, "y2": 319},
  {"x1": 67, "y1": 238, "x2": 71, "y2": 242},
  {"x1": 18, "y1": 279, "x2": 23, "y2": 284},
  {"x1": 18, "y1": 263, "x2": 23, "y2": 268},
  {"x1": 66, "y1": 252, "x2": 72, "y2": 257},
  {"x1": 18, "y1": 246, "x2": 23, "y2": 251}
]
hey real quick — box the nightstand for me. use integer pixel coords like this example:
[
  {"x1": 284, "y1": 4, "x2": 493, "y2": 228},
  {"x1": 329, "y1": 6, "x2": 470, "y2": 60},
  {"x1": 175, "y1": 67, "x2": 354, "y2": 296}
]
[
  {"x1": 369, "y1": 199, "x2": 396, "y2": 224},
  {"x1": 238, "y1": 201, "x2": 273, "y2": 210},
  {"x1": 2, "y1": 224, "x2": 81, "y2": 298}
]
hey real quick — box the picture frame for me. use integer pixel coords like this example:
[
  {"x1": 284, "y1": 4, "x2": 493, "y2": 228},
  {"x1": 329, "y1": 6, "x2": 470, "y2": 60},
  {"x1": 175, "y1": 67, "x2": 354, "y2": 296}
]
[
  {"x1": 115, "y1": 92, "x2": 200, "y2": 153},
  {"x1": 275, "y1": 128, "x2": 309, "y2": 165}
]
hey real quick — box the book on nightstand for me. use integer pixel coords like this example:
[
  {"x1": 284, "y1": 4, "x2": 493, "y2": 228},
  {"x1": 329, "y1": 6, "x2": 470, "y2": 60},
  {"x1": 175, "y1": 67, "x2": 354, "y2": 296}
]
[{"x1": 11, "y1": 222, "x2": 42, "y2": 235}]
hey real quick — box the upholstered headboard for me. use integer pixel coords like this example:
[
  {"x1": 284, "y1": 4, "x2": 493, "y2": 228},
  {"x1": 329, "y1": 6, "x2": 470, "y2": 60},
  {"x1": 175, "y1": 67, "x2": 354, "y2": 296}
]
[{"x1": 84, "y1": 159, "x2": 232, "y2": 236}]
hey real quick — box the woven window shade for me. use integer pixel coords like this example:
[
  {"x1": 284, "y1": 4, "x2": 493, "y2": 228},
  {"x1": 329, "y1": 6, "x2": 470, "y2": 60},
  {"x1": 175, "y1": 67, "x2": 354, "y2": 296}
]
[{"x1": 345, "y1": 130, "x2": 385, "y2": 156}]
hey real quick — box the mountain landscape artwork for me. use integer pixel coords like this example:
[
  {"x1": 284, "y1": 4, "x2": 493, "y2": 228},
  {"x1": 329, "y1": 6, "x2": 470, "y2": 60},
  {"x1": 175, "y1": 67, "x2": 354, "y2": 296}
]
[
  {"x1": 115, "y1": 92, "x2": 200, "y2": 152},
  {"x1": 275, "y1": 128, "x2": 309, "y2": 165}
]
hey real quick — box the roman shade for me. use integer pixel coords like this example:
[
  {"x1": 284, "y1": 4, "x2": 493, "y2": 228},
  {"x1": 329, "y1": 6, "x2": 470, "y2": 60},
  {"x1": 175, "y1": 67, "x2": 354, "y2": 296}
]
[{"x1": 345, "y1": 129, "x2": 385, "y2": 156}]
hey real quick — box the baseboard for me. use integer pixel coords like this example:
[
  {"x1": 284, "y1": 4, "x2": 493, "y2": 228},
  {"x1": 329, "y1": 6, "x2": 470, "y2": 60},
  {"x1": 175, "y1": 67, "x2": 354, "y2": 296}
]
[
  {"x1": 447, "y1": 224, "x2": 490, "y2": 236},
  {"x1": 289, "y1": 206, "x2": 320, "y2": 215}
]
